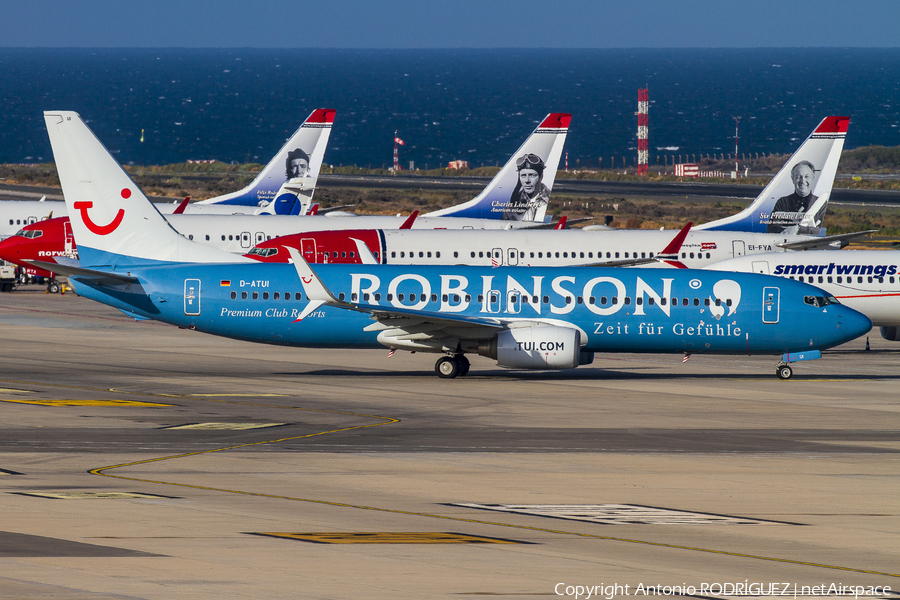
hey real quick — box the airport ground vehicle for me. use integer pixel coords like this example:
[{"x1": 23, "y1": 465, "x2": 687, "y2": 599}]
[{"x1": 0, "y1": 260, "x2": 17, "y2": 292}]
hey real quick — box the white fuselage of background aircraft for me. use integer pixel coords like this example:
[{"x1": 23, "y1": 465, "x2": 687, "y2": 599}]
[
  {"x1": 251, "y1": 227, "x2": 839, "y2": 269},
  {"x1": 707, "y1": 251, "x2": 900, "y2": 328},
  {"x1": 365, "y1": 228, "x2": 825, "y2": 268},
  {"x1": 167, "y1": 213, "x2": 546, "y2": 253},
  {"x1": 0, "y1": 198, "x2": 258, "y2": 240}
]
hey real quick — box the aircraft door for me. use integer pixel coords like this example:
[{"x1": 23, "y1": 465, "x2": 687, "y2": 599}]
[
  {"x1": 240, "y1": 232, "x2": 252, "y2": 248},
  {"x1": 751, "y1": 261, "x2": 770, "y2": 275},
  {"x1": 506, "y1": 291, "x2": 521, "y2": 314},
  {"x1": 301, "y1": 238, "x2": 316, "y2": 262},
  {"x1": 762, "y1": 286, "x2": 780, "y2": 324},
  {"x1": 254, "y1": 232, "x2": 266, "y2": 245},
  {"x1": 64, "y1": 220, "x2": 74, "y2": 253},
  {"x1": 733, "y1": 241, "x2": 746, "y2": 257},
  {"x1": 485, "y1": 290, "x2": 501, "y2": 313},
  {"x1": 507, "y1": 248, "x2": 519, "y2": 266},
  {"x1": 492, "y1": 248, "x2": 502, "y2": 266},
  {"x1": 184, "y1": 279, "x2": 201, "y2": 316}
]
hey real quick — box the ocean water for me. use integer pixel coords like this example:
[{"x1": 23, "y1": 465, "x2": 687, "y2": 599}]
[{"x1": 1, "y1": 48, "x2": 899, "y2": 169}]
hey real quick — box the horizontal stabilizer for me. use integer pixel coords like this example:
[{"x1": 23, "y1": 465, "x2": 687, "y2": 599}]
[
  {"x1": 23, "y1": 259, "x2": 138, "y2": 284},
  {"x1": 519, "y1": 217, "x2": 591, "y2": 230},
  {"x1": 777, "y1": 229, "x2": 878, "y2": 250}
]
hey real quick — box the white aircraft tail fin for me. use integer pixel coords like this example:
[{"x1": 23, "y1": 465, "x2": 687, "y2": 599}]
[
  {"x1": 696, "y1": 116, "x2": 848, "y2": 235},
  {"x1": 197, "y1": 108, "x2": 335, "y2": 211},
  {"x1": 43, "y1": 111, "x2": 249, "y2": 267},
  {"x1": 424, "y1": 113, "x2": 570, "y2": 222}
]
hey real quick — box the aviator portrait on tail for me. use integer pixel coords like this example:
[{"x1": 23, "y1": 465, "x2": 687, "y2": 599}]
[
  {"x1": 766, "y1": 160, "x2": 825, "y2": 233},
  {"x1": 502, "y1": 153, "x2": 550, "y2": 221}
]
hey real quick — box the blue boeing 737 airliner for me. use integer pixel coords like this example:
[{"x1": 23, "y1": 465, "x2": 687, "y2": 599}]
[{"x1": 35, "y1": 111, "x2": 872, "y2": 379}]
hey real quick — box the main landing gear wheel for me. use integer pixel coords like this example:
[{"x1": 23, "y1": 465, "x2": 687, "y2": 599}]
[
  {"x1": 435, "y1": 356, "x2": 459, "y2": 378},
  {"x1": 47, "y1": 281, "x2": 60, "y2": 294},
  {"x1": 776, "y1": 365, "x2": 793, "y2": 380},
  {"x1": 456, "y1": 355, "x2": 470, "y2": 376}
]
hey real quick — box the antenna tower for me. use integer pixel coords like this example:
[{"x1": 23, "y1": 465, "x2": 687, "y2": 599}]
[{"x1": 637, "y1": 88, "x2": 649, "y2": 175}]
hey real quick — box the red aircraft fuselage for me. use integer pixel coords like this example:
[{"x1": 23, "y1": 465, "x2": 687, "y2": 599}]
[
  {"x1": 0, "y1": 217, "x2": 75, "y2": 278},
  {"x1": 244, "y1": 229, "x2": 382, "y2": 265}
]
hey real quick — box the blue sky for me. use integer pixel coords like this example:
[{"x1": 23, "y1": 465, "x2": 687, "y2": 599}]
[{"x1": 3, "y1": 0, "x2": 899, "y2": 47}]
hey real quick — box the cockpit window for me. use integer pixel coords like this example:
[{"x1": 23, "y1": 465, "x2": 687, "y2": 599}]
[
  {"x1": 247, "y1": 247, "x2": 277, "y2": 257},
  {"x1": 14, "y1": 230, "x2": 42, "y2": 239},
  {"x1": 804, "y1": 295, "x2": 839, "y2": 307}
]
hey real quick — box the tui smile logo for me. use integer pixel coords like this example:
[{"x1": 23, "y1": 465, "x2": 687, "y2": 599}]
[{"x1": 73, "y1": 188, "x2": 128, "y2": 235}]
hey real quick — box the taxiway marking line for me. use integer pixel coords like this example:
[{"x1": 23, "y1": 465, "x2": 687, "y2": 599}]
[
  {"x1": 91, "y1": 461, "x2": 900, "y2": 578},
  {"x1": 1, "y1": 399, "x2": 173, "y2": 407},
  {"x1": 4, "y1": 378, "x2": 894, "y2": 579},
  {"x1": 89, "y1": 427, "x2": 899, "y2": 577}
]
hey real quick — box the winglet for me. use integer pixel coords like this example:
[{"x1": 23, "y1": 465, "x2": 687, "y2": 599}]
[
  {"x1": 659, "y1": 222, "x2": 692, "y2": 256},
  {"x1": 172, "y1": 197, "x2": 191, "y2": 214},
  {"x1": 656, "y1": 222, "x2": 692, "y2": 269},
  {"x1": 351, "y1": 238, "x2": 379, "y2": 264},
  {"x1": 554, "y1": 216, "x2": 568, "y2": 230},
  {"x1": 284, "y1": 246, "x2": 343, "y2": 322},
  {"x1": 399, "y1": 210, "x2": 419, "y2": 230},
  {"x1": 285, "y1": 246, "x2": 338, "y2": 303}
]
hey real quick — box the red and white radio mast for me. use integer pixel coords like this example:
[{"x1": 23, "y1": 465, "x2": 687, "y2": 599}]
[{"x1": 637, "y1": 88, "x2": 649, "y2": 175}]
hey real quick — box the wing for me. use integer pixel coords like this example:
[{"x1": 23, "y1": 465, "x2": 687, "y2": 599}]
[{"x1": 285, "y1": 246, "x2": 509, "y2": 344}]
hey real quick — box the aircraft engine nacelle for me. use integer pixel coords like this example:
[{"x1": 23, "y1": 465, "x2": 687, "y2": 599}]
[
  {"x1": 480, "y1": 325, "x2": 585, "y2": 370},
  {"x1": 880, "y1": 326, "x2": 900, "y2": 341}
]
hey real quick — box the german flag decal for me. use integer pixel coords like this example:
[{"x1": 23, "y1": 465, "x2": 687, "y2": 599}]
[{"x1": 220, "y1": 280, "x2": 231, "y2": 286}]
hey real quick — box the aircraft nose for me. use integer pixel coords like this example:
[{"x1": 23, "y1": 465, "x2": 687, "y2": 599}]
[
  {"x1": 0, "y1": 237, "x2": 16, "y2": 260},
  {"x1": 839, "y1": 307, "x2": 872, "y2": 344}
]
